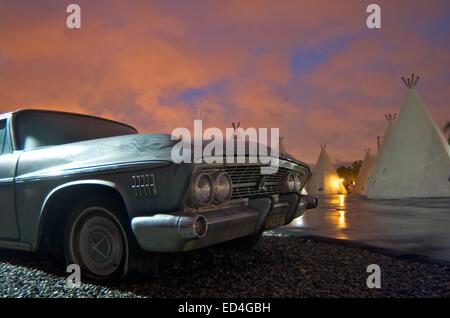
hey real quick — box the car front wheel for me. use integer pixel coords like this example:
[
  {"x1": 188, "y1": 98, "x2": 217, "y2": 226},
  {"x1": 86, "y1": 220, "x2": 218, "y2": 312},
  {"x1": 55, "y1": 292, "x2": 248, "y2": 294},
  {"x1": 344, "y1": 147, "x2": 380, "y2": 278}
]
[{"x1": 64, "y1": 198, "x2": 129, "y2": 280}]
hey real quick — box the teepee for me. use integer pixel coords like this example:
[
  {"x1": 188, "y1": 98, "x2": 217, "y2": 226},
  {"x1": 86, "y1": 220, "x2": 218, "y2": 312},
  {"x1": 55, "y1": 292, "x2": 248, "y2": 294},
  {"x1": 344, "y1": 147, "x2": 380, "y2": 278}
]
[
  {"x1": 278, "y1": 136, "x2": 288, "y2": 155},
  {"x1": 363, "y1": 113, "x2": 397, "y2": 195},
  {"x1": 365, "y1": 74, "x2": 450, "y2": 199},
  {"x1": 353, "y1": 149, "x2": 375, "y2": 194},
  {"x1": 231, "y1": 122, "x2": 243, "y2": 141},
  {"x1": 306, "y1": 145, "x2": 347, "y2": 195},
  {"x1": 382, "y1": 113, "x2": 397, "y2": 145},
  {"x1": 278, "y1": 136, "x2": 309, "y2": 195}
]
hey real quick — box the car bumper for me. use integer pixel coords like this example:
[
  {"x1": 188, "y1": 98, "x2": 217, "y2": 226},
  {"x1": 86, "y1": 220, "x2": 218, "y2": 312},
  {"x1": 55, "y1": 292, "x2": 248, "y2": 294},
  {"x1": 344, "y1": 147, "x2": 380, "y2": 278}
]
[{"x1": 131, "y1": 194, "x2": 318, "y2": 252}]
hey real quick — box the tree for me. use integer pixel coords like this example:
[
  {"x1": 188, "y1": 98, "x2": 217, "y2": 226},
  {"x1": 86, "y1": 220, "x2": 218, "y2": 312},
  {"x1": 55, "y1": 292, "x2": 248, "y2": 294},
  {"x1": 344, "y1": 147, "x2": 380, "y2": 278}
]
[
  {"x1": 445, "y1": 121, "x2": 450, "y2": 144},
  {"x1": 337, "y1": 160, "x2": 362, "y2": 190}
]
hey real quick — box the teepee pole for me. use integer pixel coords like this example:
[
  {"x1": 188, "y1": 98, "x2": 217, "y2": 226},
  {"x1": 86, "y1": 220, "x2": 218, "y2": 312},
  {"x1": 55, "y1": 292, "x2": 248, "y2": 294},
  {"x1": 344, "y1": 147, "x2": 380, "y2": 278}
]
[
  {"x1": 401, "y1": 77, "x2": 409, "y2": 88},
  {"x1": 414, "y1": 76, "x2": 420, "y2": 87}
]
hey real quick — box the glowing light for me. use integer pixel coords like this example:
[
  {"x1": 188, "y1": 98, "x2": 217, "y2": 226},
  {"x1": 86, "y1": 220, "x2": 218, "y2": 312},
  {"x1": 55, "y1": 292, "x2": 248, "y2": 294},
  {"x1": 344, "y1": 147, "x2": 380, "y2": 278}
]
[
  {"x1": 291, "y1": 215, "x2": 304, "y2": 227},
  {"x1": 331, "y1": 178, "x2": 341, "y2": 189},
  {"x1": 339, "y1": 194, "x2": 345, "y2": 207},
  {"x1": 337, "y1": 194, "x2": 347, "y2": 233},
  {"x1": 322, "y1": 194, "x2": 348, "y2": 239},
  {"x1": 339, "y1": 178, "x2": 344, "y2": 183},
  {"x1": 338, "y1": 210, "x2": 346, "y2": 228},
  {"x1": 327, "y1": 177, "x2": 348, "y2": 194}
]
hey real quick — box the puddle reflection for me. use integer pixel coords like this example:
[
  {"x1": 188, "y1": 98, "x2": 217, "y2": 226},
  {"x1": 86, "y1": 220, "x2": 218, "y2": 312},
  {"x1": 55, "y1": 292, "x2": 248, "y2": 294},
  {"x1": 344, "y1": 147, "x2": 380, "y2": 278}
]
[
  {"x1": 327, "y1": 194, "x2": 348, "y2": 239},
  {"x1": 290, "y1": 195, "x2": 349, "y2": 239},
  {"x1": 290, "y1": 215, "x2": 304, "y2": 227}
]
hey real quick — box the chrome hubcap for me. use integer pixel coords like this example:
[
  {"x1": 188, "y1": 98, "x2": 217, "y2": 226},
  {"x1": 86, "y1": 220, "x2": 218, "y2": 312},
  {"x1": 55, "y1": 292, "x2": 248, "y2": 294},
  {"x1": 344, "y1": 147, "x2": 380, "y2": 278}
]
[
  {"x1": 89, "y1": 230, "x2": 112, "y2": 262},
  {"x1": 74, "y1": 211, "x2": 124, "y2": 277}
]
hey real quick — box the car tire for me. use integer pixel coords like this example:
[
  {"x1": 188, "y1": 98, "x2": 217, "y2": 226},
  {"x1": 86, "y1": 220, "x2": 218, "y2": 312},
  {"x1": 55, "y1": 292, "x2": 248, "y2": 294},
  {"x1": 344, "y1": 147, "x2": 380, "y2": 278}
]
[{"x1": 64, "y1": 195, "x2": 131, "y2": 281}]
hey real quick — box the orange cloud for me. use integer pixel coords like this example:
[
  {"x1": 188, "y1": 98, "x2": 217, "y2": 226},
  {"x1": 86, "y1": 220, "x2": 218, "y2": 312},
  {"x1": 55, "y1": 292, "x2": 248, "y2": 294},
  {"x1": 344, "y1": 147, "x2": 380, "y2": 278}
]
[{"x1": 0, "y1": 0, "x2": 449, "y2": 164}]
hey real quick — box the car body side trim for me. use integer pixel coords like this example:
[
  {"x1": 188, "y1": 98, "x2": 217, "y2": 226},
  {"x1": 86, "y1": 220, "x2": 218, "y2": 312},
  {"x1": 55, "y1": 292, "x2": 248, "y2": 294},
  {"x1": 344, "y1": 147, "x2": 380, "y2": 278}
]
[
  {"x1": 0, "y1": 177, "x2": 14, "y2": 184},
  {"x1": 15, "y1": 161, "x2": 171, "y2": 183},
  {"x1": 0, "y1": 240, "x2": 32, "y2": 251}
]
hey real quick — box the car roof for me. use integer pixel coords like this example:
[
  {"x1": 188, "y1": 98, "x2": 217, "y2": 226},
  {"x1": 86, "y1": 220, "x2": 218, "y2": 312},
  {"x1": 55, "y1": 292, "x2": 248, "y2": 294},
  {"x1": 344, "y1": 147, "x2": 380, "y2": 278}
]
[
  {"x1": 0, "y1": 111, "x2": 12, "y2": 120},
  {"x1": 3, "y1": 108, "x2": 138, "y2": 132}
]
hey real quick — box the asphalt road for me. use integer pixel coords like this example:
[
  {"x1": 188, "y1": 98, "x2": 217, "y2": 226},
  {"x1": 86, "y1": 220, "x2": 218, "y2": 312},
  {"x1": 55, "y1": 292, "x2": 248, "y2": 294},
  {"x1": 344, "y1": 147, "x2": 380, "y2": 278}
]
[{"x1": 282, "y1": 195, "x2": 450, "y2": 262}]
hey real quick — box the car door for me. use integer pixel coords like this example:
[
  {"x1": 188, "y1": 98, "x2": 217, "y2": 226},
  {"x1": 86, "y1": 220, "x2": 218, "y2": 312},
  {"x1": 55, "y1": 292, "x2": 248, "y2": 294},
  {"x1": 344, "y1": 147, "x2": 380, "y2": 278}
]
[{"x1": 0, "y1": 117, "x2": 19, "y2": 239}]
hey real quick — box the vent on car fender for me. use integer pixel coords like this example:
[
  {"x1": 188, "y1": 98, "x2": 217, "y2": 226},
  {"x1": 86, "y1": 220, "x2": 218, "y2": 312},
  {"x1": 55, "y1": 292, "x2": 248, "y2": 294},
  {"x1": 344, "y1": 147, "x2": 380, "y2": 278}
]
[{"x1": 131, "y1": 174, "x2": 156, "y2": 198}]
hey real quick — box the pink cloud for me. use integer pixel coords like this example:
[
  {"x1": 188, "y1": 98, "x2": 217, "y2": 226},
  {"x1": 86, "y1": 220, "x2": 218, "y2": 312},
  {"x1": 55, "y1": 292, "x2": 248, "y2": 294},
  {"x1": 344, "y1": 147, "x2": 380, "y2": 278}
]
[{"x1": 0, "y1": 0, "x2": 449, "y2": 165}]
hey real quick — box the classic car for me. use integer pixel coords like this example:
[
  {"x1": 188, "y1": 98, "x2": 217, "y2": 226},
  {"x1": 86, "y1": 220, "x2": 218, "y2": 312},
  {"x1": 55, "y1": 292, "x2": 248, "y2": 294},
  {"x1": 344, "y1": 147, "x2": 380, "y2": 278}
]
[{"x1": 0, "y1": 109, "x2": 317, "y2": 280}]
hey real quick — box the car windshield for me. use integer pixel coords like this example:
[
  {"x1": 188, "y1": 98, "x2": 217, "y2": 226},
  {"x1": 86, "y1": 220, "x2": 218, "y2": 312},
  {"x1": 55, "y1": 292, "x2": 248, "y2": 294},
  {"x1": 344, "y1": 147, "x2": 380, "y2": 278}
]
[{"x1": 14, "y1": 111, "x2": 138, "y2": 150}]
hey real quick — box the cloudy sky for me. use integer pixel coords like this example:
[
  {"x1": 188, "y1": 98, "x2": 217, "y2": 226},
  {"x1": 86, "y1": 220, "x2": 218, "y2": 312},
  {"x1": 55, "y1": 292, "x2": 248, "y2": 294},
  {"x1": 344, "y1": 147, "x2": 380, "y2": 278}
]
[{"x1": 1, "y1": 0, "x2": 449, "y2": 164}]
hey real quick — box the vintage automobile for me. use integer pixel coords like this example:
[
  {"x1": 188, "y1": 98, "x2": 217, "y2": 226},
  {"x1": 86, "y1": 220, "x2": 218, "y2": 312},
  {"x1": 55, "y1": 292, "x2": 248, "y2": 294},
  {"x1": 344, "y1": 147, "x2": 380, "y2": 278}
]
[{"x1": 0, "y1": 109, "x2": 317, "y2": 280}]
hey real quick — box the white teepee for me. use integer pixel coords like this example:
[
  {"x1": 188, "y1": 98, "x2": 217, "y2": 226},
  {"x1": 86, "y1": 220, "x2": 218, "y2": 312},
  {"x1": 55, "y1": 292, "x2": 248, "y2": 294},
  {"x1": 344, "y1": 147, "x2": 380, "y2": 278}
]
[
  {"x1": 278, "y1": 136, "x2": 288, "y2": 155},
  {"x1": 382, "y1": 113, "x2": 397, "y2": 146},
  {"x1": 306, "y1": 145, "x2": 347, "y2": 195},
  {"x1": 363, "y1": 113, "x2": 397, "y2": 195},
  {"x1": 353, "y1": 149, "x2": 375, "y2": 194},
  {"x1": 278, "y1": 136, "x2": 309, "y2": 195},
  {"x1": 365, "y1": 74, "x2": 450, "y2": 199},
  {"x1": 231, "y1": 122, "x2": 243, "y2": 140}
]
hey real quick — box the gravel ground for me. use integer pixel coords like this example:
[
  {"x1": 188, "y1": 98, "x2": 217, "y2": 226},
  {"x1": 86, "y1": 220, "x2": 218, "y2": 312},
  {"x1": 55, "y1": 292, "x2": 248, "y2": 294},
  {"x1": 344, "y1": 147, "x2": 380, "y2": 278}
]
[{"x1": 1, "y1": 233, "x2": 450, "y2": 298}]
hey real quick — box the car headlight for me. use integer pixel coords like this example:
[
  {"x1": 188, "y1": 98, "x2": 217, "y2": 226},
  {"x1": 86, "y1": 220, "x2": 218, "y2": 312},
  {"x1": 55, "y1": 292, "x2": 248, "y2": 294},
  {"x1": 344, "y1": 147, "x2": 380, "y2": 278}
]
[
  {"x1": 293, "y1": 173, "x2": 302, "y2": 192},
  {"x1": 212, "y1": 172, "x2": 233, "y2": 204},
  {"x1": 281, "y1": 172, "x2": 296, "y2": 193},
  {"x1": 188, "y1": 173, "x2": 214, "y2": 207}
]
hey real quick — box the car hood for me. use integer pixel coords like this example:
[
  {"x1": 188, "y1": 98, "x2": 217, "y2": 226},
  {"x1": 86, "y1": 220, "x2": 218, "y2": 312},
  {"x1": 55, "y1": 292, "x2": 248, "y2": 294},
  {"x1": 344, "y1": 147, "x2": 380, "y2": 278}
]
[{"x1": 16, "y1": 133, "x2": 308, "y2": 179}]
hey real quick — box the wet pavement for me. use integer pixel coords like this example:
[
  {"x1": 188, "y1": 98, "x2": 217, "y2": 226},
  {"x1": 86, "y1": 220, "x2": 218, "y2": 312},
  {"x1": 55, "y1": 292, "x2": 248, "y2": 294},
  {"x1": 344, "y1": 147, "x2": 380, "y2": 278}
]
[{"x1": 280, "y1": 195, "x2": 450, "y2": 262}]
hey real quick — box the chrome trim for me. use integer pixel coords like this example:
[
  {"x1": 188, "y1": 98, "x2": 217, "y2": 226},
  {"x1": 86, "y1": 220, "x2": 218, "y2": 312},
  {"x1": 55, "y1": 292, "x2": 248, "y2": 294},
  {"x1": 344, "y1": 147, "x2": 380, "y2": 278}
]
[
  {"x1": 0, "y1": 240, "x2": 32, "y2": 251},
  {"x1": 211, "y1": 171, "x2": 233, "y2": 204},
  {"x1": 0, "y1": 177, "x2": 14, "y2": 184},
  {"x1": 187, "y1": 172, "x2": 214, "y2": 208},
  {"x1": 131, "y1": 174, "x2": 156, "y2": 198},
  {"x1": 193, "y1": 158, "x2": 310, "y2": 200},
  {"x1": 196, "y1": 156, "x2": 309, "y2": 172},
  {"x1": 280, "y1": 172, "x2": 295, "y2": 193},
  {"x1": 131, "y1": 213, "x2": 211, "y2": 251},
  {"x1": 178, "y1": 214, "x2": 208, "y2": 240},
  {"x1": 292, "y1": 173, "x2": 301, "y2": 192},
  {"x1": 303, "y1": 195, "x2": 319, "y2": 209},
  {"x1": 131, "y1": 205, "x2": 262, "y2": 252},
  {"x1": 184, "y1": 198, "x2": 249, "y2": 213}
]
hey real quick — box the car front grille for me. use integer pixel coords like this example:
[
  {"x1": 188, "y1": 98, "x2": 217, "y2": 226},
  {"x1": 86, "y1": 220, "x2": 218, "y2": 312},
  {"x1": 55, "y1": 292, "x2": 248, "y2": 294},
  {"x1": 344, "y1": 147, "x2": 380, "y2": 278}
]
[
  {"x1": 222, "y1": 164, "x2": 305, "y2": 199},
  {"x1": 194, "y1": 161, "x2": 310, "y2": 201}
]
